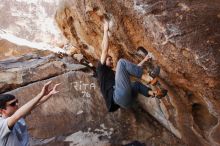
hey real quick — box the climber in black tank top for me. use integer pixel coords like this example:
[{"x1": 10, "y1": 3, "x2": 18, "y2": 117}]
[{"x1": 96, "y1": 18, "x2": 167, "y2": 112}]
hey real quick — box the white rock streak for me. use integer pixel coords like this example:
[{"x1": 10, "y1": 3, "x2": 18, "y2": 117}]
[
  {"x1": 0, "y1": 29, "x2": 65, "y2": 53},
  {"x1": 0, "y1": 0, "x2": 66, "y2": 47}
]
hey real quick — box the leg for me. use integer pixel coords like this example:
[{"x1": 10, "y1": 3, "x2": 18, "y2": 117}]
[
  {"x1": 115, "y1": 58, "x2": 156, "y2": 83},
  {"x1": 131, "y1": 81, "x2": 151, "y2": 97},
  {"x1": 113, "y1": 59, "x2": 142, "y2": 108},
  {"x1": 113, "y1": 58, "x2": 162, "y2": 108},
  {"x1": 116, "y1": 59, "x2": 143, "y2": 78},
  {"x1": 131, "y1": 81, "x2": 167, "y2": 99}
]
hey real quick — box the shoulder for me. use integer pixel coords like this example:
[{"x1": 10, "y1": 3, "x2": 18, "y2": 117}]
[
  {"x1": 97, "y1": 62, "x2": 107, "y2": 70},
  {"x1": 0, "y1": 116, "x2": 6, "y2": 124},
  {"x1": 0, "y1": 117, "x2": 11, "y2": 137},
  {"x1": 0, "y1": 117, "x2": 11, "y2": 128},
  {"x1": 97, "y1": 61, "x2": 105, "y2": 67}
]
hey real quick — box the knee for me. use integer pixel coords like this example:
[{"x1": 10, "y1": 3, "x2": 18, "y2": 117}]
[{"x1": 117, "y1": 58, "x2": 127, "y2": 66}]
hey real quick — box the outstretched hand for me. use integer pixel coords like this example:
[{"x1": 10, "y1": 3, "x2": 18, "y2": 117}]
[
  {"x1": 36, "y1": 81, "x2": 60, "y2": 106},
  {"x1": 39, "y1": 81, "x2": 60, "y2": 98}
]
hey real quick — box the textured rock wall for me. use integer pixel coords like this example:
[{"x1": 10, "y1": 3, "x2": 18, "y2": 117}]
[{"x1": 55, "y1": 0, "x2": 220, "y2": 145}]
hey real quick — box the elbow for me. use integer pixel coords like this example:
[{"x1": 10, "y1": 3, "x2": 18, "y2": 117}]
[{"x1": 8, "y1": 113, "x2": 21, "y2": 128}]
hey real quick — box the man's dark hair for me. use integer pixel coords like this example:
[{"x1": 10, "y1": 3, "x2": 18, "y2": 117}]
[
  {"x1": 106, "y1": 55, "x2": 112, "y2": 59},
  {"x1": 0, "y1": 94, "x2": 16, "y2": 109}
]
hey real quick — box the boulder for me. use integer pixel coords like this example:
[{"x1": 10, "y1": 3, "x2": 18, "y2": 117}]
[
  {"x1": 9, "y1": 71, "x2": 183, "y2": 146},
  {"x1": 55, "y1": 0, "x2": 220, "y2": 145}
]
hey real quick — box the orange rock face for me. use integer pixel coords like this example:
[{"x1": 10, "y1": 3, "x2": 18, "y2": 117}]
[{"x1": 55, "y1": 0, "x2": 220, "y2": 145}]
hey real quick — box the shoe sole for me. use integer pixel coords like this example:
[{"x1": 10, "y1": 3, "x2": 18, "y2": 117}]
[{"x1": 137, "y1": 47, "x2": 148, "y2": 56}]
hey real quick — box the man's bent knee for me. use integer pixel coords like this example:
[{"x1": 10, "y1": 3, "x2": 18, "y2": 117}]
[{"x1": 117, "y1": 58, "x2": 127, "y2": 66}]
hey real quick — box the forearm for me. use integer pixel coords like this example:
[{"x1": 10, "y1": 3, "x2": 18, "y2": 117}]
[
  {"x1": 100, "y1": 29, "x2": 109, "y2": 63},
  {"x1": 32, "y1": 99, "x2": 43, "y2": 110},
  {"x1": 34, "y1": 95, "x2": 50, "y2": 108},
  {"x1": 8, "y1": 94, "x2": 42, "y2": 127},
  {"x1": 102, "y1": 30, "x2": 109, "y2": 52},
  {"x1": 31, "y1": 83, "x2": 59, "y2": 109}
]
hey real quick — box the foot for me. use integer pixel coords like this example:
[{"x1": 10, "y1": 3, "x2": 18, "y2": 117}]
[
  {"x1": 149, "y1": 77, "x2": 158, "y2": 85},
  {"x1": 150, "y1": 66, "x2": 160, "y2": 78},
  {"x1": 154, "y1": 88, "x2": 168, "y2": 99}
]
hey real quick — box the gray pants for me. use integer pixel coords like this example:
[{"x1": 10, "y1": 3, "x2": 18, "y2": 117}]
[{"x1": 113, "y1": 59, "x2": 150, "y2": 108}]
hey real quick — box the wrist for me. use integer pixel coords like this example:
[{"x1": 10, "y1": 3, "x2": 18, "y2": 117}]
[{"x1": 36, "y1": 93, "x2": 44, "y2": 99}]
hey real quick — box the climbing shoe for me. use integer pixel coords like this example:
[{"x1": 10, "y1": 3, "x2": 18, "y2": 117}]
[
  {"x1": 150, "y1": 66, "x2": 160, "y2": 78},
  {"x1": 137, "y1": 46, "x2": 148, "y2": 56},
  {"x1": 154, "y1": 88, "x2": 168, "y2": 99},
  {"x1": 149, "y1": 77, "x2": 158, "y2": 86}
]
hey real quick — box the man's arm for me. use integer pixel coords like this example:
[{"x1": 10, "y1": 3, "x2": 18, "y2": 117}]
[
  {"x1": 7, "y1": 81, "x2": 59, "y2": 128},
  {"x1": 35, "y1": 83, "x2": 60, "y2": 107},
  {"x1": 100, "y1": 20, "x2": 109, "y2": 64}
]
